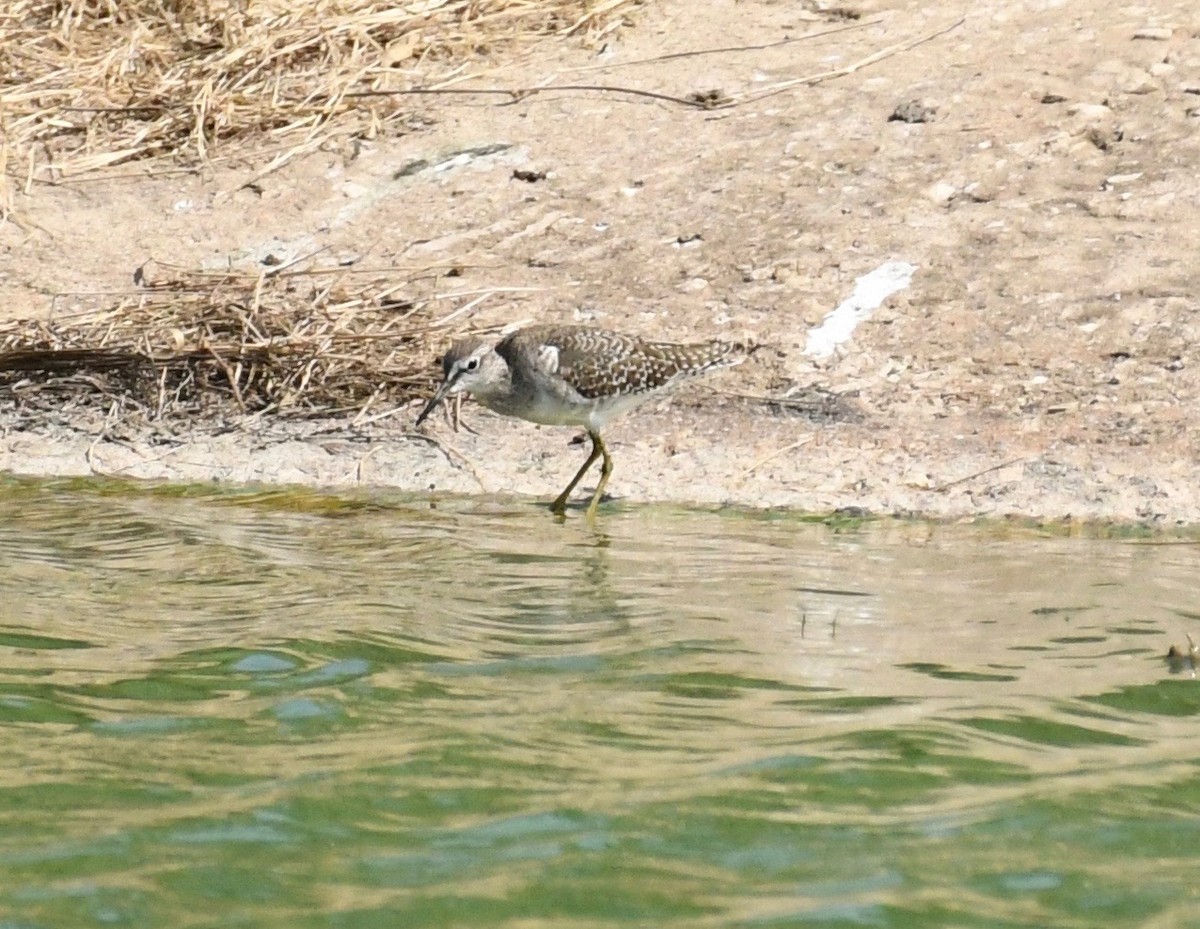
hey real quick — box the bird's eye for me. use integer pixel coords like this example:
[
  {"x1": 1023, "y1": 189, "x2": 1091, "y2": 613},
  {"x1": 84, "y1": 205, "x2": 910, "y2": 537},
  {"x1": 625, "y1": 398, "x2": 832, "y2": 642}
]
[{"x1": 465, "y1": 358, "x2": 480, "y2": 371}]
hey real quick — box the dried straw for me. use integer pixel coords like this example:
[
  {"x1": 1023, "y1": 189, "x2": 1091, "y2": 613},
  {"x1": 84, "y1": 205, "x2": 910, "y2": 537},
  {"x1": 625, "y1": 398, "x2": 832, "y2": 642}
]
[
  {"x1": 0, "y1": 266, "x2": 498, "y2": 421},
  {"x1": 2, "y1": 0, "x2": 642, "y2": 183},
  {"x1": 0, "y1": 0, "x2": 642, "y2": 421}
]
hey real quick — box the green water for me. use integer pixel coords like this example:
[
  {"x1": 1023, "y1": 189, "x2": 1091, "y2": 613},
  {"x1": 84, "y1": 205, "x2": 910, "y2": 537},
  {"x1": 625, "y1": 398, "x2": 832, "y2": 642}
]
[{"x1": 1, "y1": 477, "x2": 1199, "y2": 928}]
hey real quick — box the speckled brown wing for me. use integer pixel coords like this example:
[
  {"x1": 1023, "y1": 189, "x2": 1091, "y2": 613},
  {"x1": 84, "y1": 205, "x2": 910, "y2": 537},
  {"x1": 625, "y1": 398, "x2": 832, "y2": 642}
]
[{"x1": 500, "y1": 325, "x2": 742, "y2": 400}]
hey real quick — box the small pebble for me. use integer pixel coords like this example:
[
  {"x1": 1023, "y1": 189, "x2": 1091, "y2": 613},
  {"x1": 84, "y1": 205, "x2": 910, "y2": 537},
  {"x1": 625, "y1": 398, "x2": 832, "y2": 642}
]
[
  {"x1": 1067, "y1": 102, "x2": 1113, "y2": 120},
  {"x1": 889, "y1": 100, "x2": 937, "y2": 124},
  {"x1": 1118, "y1": 68, "x2": 1157, "y2": 95},
  {"x1": 927, "y1": 181, "x2": 958, "y2": 205}
]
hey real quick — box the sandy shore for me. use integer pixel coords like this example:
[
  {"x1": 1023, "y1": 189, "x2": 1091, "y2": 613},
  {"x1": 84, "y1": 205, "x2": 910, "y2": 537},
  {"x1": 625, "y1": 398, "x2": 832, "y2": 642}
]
[{"x1": 4, "y1": 0, "x2": 1199, "y2": 526}]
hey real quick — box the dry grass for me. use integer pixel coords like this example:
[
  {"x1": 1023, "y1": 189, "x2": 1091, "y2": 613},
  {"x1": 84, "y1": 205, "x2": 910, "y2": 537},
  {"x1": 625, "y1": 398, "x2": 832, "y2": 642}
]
[
  {"x1": 0, "y1": 264, "x2": 507, "y2": 422},
  {"x1": 2, "y1": 0, "x2": 640, "y2": 185},
  {"x1": 0, "y1": 0, "x2": 642, "y2": 423}
]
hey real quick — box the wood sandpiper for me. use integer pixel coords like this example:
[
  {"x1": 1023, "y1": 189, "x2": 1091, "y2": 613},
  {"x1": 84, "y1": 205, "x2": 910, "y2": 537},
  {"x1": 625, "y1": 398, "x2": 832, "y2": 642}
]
[{"x1": 416, "y1": 324, "x2": 746, "y2": 517}]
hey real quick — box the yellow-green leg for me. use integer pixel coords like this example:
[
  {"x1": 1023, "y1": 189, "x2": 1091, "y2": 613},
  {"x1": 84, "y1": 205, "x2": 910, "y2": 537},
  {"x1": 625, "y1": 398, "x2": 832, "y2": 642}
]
[
  {"x1": 550, "y1": 430, "x2": 610, "y2": 517},
  {"x1": 584, "y1": 433, "x2": 614, "y2": 520}
]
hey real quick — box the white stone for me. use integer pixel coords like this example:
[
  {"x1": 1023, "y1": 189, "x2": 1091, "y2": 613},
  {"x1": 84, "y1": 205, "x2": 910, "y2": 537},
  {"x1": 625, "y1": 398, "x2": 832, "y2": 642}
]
[{"x1": 927, "y1": 181, "x2": 958, "y2": 204}]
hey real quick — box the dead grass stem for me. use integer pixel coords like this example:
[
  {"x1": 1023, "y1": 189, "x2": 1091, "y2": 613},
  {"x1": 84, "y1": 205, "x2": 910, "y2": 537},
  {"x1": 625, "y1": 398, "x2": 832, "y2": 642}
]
[
  {"x1": 0, "y1": 266, "x2": 503, "y2": 421},
  {"x1": 0, "y1": 0, "x2": 640, "y2": 421},
  {"x1": 2, "y1": 0, "x2": 642, "y2": 184}
]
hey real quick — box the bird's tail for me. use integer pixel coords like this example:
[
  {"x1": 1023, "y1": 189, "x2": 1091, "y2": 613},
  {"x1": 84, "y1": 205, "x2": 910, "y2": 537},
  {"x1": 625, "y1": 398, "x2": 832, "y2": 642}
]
[{"x1": 691, "y1": 338, "x2": 751, "y2": 373}]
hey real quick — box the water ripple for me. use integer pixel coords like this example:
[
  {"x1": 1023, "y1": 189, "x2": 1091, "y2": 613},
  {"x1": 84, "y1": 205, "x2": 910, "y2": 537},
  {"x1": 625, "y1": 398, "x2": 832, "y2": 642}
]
[{"x1": 2, "y1": 478, "x2": 1200, "y2": 927}]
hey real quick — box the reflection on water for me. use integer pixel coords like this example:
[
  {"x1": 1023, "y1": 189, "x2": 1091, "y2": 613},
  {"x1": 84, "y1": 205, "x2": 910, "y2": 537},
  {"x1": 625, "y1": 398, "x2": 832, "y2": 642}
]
[{"x1": 1, "y1": 475, "x2": 1199, "y2": 927}]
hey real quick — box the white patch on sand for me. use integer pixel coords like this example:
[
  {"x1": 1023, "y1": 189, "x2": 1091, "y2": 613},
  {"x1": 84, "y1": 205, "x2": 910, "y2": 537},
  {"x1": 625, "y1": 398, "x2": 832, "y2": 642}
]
[{"x1": 804, "y1": 261, "x2": 917, "y2": 359}]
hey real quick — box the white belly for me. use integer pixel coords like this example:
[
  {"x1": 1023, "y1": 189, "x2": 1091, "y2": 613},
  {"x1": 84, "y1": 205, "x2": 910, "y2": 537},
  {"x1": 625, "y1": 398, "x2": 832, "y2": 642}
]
[{"x1": 484, "y1": 390, "x2": 652, "y2": 431}]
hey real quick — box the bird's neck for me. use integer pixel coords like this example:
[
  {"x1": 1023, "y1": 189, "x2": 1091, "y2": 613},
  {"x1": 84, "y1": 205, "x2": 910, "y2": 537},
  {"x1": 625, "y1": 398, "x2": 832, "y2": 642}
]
[{"x1": 470, "y1": 358, "x2": 520, "y2": 414}]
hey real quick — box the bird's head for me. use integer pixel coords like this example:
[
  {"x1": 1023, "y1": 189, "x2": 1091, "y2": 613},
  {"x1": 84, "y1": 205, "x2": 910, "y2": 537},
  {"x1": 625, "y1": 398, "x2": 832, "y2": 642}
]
[{"x1": 415, "y1": 337, "x2": 509, "y2": 426}]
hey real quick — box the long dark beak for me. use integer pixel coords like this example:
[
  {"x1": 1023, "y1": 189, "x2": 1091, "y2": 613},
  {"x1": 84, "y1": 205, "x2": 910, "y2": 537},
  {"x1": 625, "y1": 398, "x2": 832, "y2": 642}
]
[{"x1": 415, "y1": 379, "x2": 452, "y2": 427}]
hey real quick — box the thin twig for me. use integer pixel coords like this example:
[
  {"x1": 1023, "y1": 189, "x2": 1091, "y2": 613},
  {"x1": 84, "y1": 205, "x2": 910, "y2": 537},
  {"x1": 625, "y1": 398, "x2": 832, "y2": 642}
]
[
  {"x1": 351, "y1": 386, "x2": 385, "y2": 428},
  {"x1": 930, "y1": 457, "x2": 1026, "y2": 493},
  {"x1": 207, "y1": 347, "x2": 247, "y2": 412},
  {"x1": 730, "y1": 17, "x2": 966, "y2": 106},
  {"x1": 402, "y1": 430, "x2": 486, "y2": 489},
  {"x1": 739, "y1": 436, "x2": 813, "y2": 480},
  {"x1": 84, "y1": 399, "x2": 122, "y2": 475},
  {"x1": 263, "y1": 244, "x2": 334, "y2": 278},
  {"x1": 560, "y1": 17, "x2": 882, "y2": 73},
  {"x1": 430, "y1": 291, "x2": 496, "y2": 328},
  {"x1": 350, "y1": 17, "x2": 962, "y2": 116},
  {"x1": 348, "y1": 403, "x2": 407, "y2": 429},
  {"x1": 101, "y1": 441, "x2": 188, "y2": 475},
  {"x1": 348, "y1": 83, "x2": 726, "y2": 109}
]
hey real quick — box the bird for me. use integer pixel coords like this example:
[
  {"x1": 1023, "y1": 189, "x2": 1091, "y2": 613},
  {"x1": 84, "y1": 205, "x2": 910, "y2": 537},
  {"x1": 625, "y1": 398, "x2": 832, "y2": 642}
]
[{"x1": 415, "y1": 324, "x2": 746, "y2": 518}]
